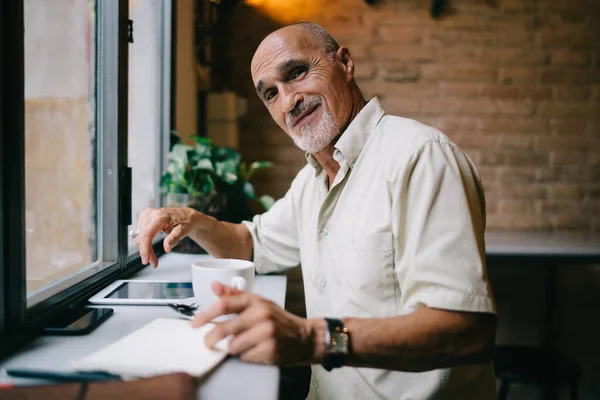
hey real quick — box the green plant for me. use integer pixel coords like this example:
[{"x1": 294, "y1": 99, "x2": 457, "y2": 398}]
[{"x1": 159, "y1": 131, "x2": 275, "y2": 223}]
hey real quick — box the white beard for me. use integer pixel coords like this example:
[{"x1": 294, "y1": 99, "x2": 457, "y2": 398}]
[{"x1": 290, "y1": 104, "x2": 339, "y2": 153}]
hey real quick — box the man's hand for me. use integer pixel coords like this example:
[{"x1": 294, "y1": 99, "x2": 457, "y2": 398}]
[
  {"x1": 136, "y1": 207, "x2": 199, "y2": 268},
  {"x1": 192, "y1": 282, "x2": 325, "y2": 366}
]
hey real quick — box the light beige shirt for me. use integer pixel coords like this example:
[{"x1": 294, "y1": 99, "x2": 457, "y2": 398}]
[{"x1": 243, "y1": 98, "x2": 496, "y2": 400}]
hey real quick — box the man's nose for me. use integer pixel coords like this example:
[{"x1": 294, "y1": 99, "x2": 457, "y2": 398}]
[{"x1": 281, "y1": 87, "x2": 301, "y2": 114}]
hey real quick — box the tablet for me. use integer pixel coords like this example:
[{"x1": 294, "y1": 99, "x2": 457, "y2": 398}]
[{"x1": 89, "y1": 280, "x2": 195, "y2": 305}]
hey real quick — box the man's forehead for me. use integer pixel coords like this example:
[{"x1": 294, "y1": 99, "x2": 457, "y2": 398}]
[{"x1": 251, "y1": 29, "x2": 317, "y2": 80}]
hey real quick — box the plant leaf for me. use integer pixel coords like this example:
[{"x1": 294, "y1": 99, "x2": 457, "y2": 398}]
[
  {"x1": 190, "y1": 135, "x2": 212, "y2": 146},
  {"x1": 258, "y1": 195, "x2": 275, "y2": 211},
  {"x1": 247, "y1": 161, "x2": 274, "y2": 181},
  {"x1": 170, "y1": 144, "x2": 193, "y2": 165},
  {"x1": 193, "y1": 158, "x2": 214, "y2": 171},
  {"x1": 242, "y1": 182, "x2": 256, "y2": 200}
]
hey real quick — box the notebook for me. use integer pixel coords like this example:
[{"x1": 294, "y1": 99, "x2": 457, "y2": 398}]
[{"x1": 72, "y1": 318, "x2": 230, "y2": 379}]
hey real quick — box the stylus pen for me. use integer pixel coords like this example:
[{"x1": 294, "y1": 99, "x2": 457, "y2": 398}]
[{"x1": 5, "y1": 368, "x2": 122, "y2": 382}]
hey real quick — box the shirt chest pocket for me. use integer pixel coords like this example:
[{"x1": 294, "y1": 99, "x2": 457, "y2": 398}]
[{"x1": 329, "y1": 232, "x2": 396, "y2": 318}]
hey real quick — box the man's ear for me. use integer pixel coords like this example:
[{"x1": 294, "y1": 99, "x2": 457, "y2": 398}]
[{"x1": 336, "y1": 46, "x2": 354, "y2": 82}]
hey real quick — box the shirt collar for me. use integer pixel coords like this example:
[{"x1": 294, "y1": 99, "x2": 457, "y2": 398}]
[{"x1": 305, "y1": 97, "x2": 385, "y2": 172}]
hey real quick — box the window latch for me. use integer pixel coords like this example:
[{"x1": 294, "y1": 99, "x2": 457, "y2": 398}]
[{"x1": 128, "y1": 19, "x2": 134, "y2": 43}]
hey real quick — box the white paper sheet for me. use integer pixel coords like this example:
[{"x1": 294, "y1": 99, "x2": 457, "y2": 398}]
[{"x1": 72, "y1": 318, "x2": 229, "y2": 378}]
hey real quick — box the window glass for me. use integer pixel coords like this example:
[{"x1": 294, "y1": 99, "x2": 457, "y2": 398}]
[{"x1": 24, "y1": 0, "x2": 98, "y2": 297}]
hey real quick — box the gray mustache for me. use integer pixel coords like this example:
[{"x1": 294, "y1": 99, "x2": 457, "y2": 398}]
[{"x1": 287, "y1": 98, "x2": 321, "y2": 126}]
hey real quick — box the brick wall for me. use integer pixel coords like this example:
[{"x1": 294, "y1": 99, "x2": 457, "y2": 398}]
[
  {"x1": 226, "y1": 1, "x2": 599, "y2": 398},
  {"x1": 230, "y1": 0, "x2": 599, "y2": 234}
]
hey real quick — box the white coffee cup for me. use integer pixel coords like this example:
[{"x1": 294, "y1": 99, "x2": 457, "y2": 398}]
[{"x1": 191, "y1": 259, "x2": 255, "y2": 308}]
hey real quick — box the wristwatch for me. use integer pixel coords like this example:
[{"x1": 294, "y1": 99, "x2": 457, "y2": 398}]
[{"x1": 322, "y1": 318, "x2": 350, "y2": 371}]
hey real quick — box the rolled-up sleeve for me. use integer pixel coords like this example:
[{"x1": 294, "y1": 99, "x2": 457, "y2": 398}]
[
  {"x1": 394, "y1": 140, "x2": 496, "y2": 314},
  {"x1": 242, "y1": 184, "x2": 301, "y2": 274}
]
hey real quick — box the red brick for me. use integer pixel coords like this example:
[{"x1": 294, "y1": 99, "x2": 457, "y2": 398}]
[
  {"x1": 553, "y1": 87, "x2": 591, "y2": 101},
  {"x1": 369, "y1": 45, "x2": 436, "y2": 62},
  {"x1": 437, "y1": 47, "x2": 481, "y2": 62},
  {"x1": 550, "y1": 150, "x2": 588, "y2": 165},
  {"x1": 478, "y1": 117, "x2": 550, "y2": 134},
  {"x1": 480, "y1": 149, "x2": 549, "y2": 166},
  {"x1": 359, "y1": 81, "x2": 437, "y2": 98},
  {"x1": 496, "y1": 28, "x2": 536, "y2": 46},
  {"x1": 550, "y1": 118, "x2": 591, "y2": 135},
  {"x1": 361, "y1": 8, "x2": 430, "y2": 28},
  {"x1": 486, "y1": 213, "x2": 552, "y2": 230},
  {"x1": 537, "y1": 101, "x2": 598, "y2": 116},
  {"x1": 496, "y1": 166, "x2": 538, "y2": 184},
  {"x1": 354, "y1": 63, "x2": 376, "y2": 81},
  {"x1": 379, "y1": 97, "x2": 420, "y2": 114},
  {"x1": 452, "y1": 133, "x2": 497, "y2": 149},
  {"x1": 497, "y1": 200, "x2": 539, "y2": 214},
  {"x1": 487, "y1": 183, "x2": 547, "y2": 201},
  {"x1": 538, "y1": 0, "x2": 600, "y2": 13},
  {"x1": 498, "y1": 67, "x2": 540, "y2": 84},
  {"x1": 479, "y1": 84, "x2": 552, "y2": 100},
  {"x1": 541, "y1": 69, "x2": 595, "y2": 85},
  {"x1": 548, "y1": 183, "x2": 585, "y2": 200},
  {"x1": 549, "y1": 214, "x2": 593, "y2": 230},
  {"x1": 438, "y1": 82, "x2": 479, "y2": 97},
  {"x1": 377, "y1": 26, "x2": 424, "y2": 44},
  {"x1": 497, "y1": 136, "x2": 536, "y2": 149},
  {"x1": 436, "y1": 116, "x2": 480, "y2": 132},
  {"x1": 499, "y1": 0, "x2": 538, "y2": 13},
  {"x1": 537, "y1": 135, "x2": 596, "y2": 150},
  {"x1": 480, "y1": 48, "x2": 548, "y2": 66},
  {"x1": 537, "y1": 31, "x2": 598, "y2": 49},
  {"x1": 551, "y1": 50, "x2": 591, "y2": 66},
  {"x1": 421, "y1": 98, "x2": 495, "y2": 115},
  {"x1": 591, "y1": 86, "x2": 600, "y2": 101},
  {"x1": 326, "y1": 26, "x2": 373, "y2": 46},
  {"x1": 348, "y1": 45, "x2": 368, "y2": 60},
  {"x1": 426, "y1": 29, "x2": 496, "y2": 47},
  {"x1": 421, "y1": 64, "x2": 497, "y2": 82},
  {"x1": 496, "y1": 100, "x2": 536, "y2": 115},
  {"x1": 378, "y1": 62, "x2": 420, "y2": 83}
]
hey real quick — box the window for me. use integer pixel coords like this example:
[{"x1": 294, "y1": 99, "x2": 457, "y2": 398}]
[
  {"x1": 0, "y1": 0, "x2": 172, "y2": 355},
  {"x1": 128, "y1": 0, "x2": 171, "y2": 255},
  {"x1": 24, "y1": 0, "x2": 101, "y2": 303}
]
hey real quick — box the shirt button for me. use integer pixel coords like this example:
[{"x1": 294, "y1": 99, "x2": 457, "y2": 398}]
[
  {"x1": 320, "y1": 279, "x2": 327, "y2": 287},
  {"x1": 313, "y1": 380, "x2": 319, "y2": 389},
  {"x1": 321, "y1": 228, "x2": 328, "y2": 236}
]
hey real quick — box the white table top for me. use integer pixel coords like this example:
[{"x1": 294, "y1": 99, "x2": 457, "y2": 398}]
[
  {"x1": 0, "y1": 253, "x2": 287, "y2": 400},
  {"x1": 485, "y1": 230, "x2": 600, "y2": 258}
]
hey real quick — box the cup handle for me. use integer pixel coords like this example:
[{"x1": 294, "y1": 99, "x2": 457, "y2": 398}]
[{"x1": 230, "y1": 276, "x2": 247, "y2": 291}]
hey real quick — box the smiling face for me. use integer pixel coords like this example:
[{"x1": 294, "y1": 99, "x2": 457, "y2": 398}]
[{"x1": 251, "y1": 25, "x2": 355, "y2": 153}]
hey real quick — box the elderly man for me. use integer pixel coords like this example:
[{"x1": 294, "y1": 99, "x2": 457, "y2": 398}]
[{"x1": 137, "y1": 22, "x2": 497, "y2": 399}]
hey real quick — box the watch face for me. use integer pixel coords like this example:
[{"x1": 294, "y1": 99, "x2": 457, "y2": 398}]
[{"x1": 330, "y1": 331, "x2": 349, "y2": 354}]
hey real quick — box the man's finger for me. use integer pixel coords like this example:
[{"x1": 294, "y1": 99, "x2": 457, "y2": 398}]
[
  {"x1": 191, "y1": 294, "x2": 252, "y2": 328},
  {"x1": 212, "y1": 281, "x2": 244, "y2": 297},
  {"x1": 227, "y1": 320, "x2": 274, "y2": 356},
  {"x1": 138, "y1": 214, "x2": 165, "y2": 267},
  {"x1": 204, "y1": 304, "x2": 270, "y2": 348},
  {"x1": 239, "y1": 338, "x2": 278, "y2": 365},
  {"x1": 164, "y1": 224, "x2": 185, "y2": 253}
]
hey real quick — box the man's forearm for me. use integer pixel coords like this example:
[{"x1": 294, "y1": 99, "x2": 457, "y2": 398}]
[
  {"x1": 310, "y1": 308, "x2": 496, "y2": 372},
  {"x1": 188, "y1": 211, "x2": 253, "y2": 261}
]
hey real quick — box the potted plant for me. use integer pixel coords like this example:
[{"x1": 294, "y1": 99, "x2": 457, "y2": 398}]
[{"x1": 160, "y1": 131, "x2": 275, "y2": 253}]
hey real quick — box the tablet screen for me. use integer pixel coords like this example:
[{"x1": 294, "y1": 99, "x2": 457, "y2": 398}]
[{"x1": 105, "y1": 282, "x2": 194, "y2": 300}]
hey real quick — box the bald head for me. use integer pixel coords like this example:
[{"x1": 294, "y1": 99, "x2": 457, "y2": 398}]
[{"x1": 249, "y1": 22, "x2": 364, "y2": 154}]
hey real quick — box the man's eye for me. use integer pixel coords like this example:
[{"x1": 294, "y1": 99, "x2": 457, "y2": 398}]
[
  {"x1": 292, "y1": 67, "x2": 306, "y2": 79},
  {"x1": 265, "y1": 90, "x2": 277, "y2": 101}
]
